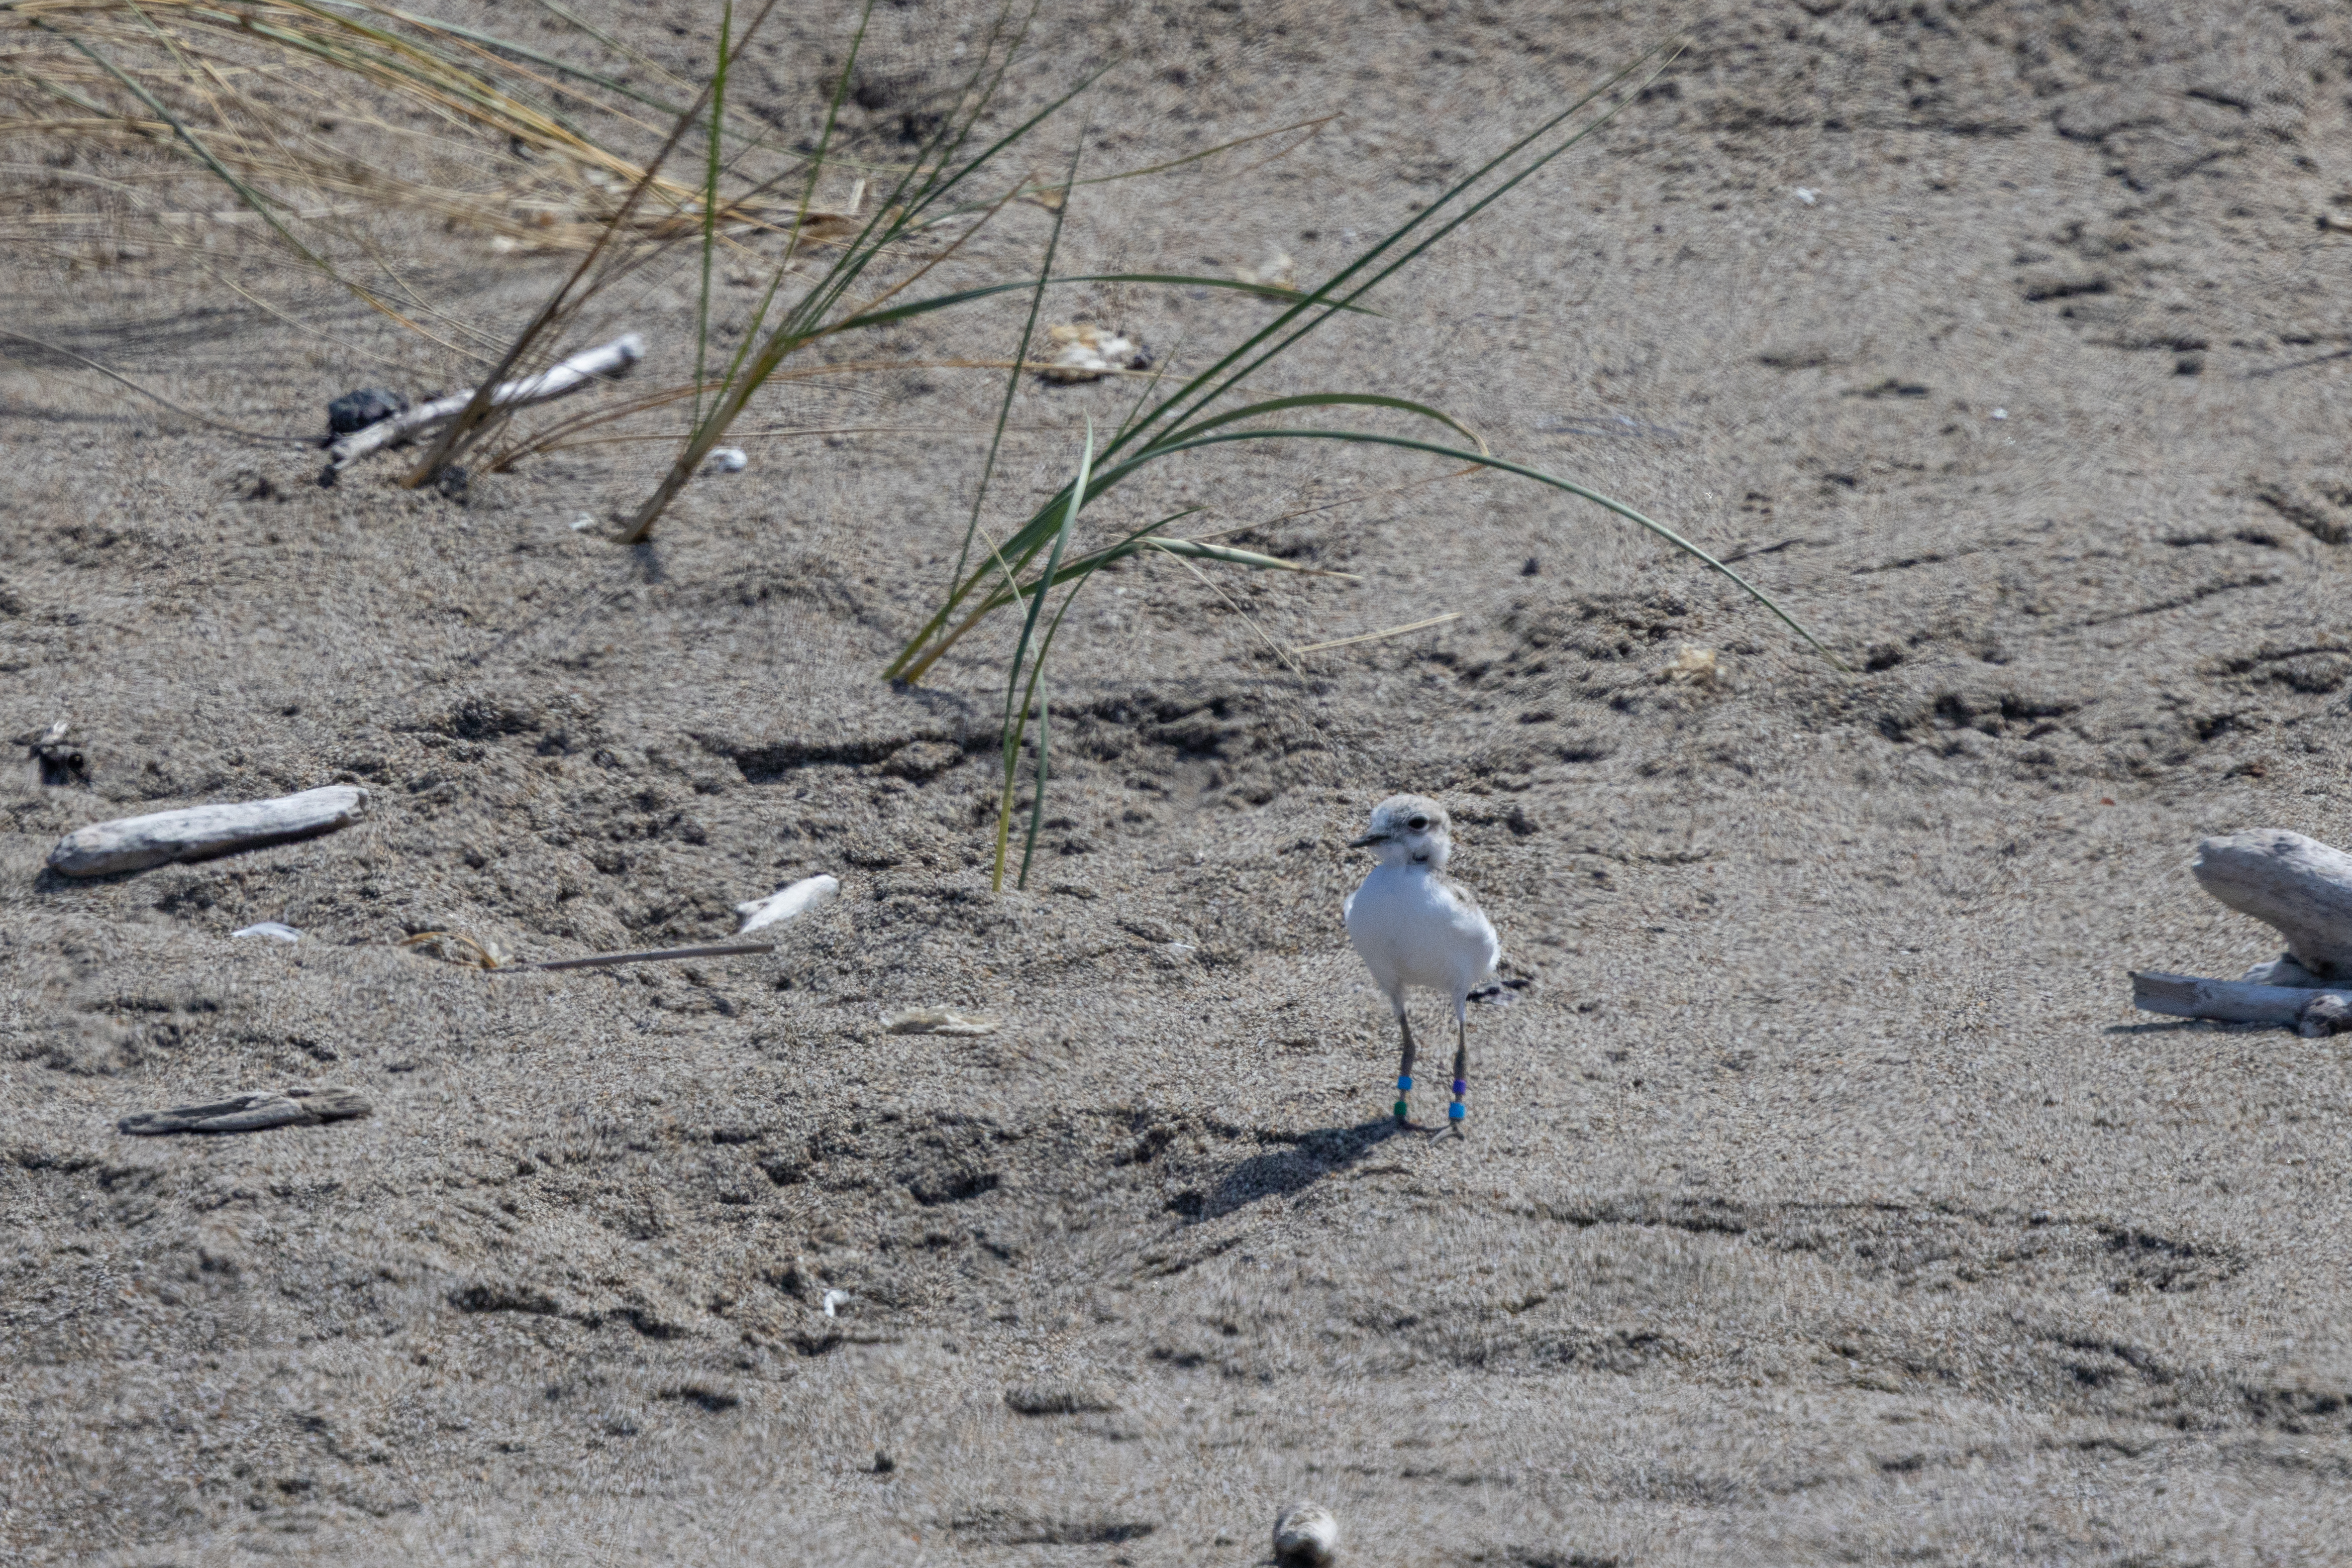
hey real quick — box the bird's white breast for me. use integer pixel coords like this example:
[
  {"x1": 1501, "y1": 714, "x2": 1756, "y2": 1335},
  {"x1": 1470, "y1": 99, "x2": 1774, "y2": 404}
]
[{"x1": 1345, "y1": 864, "x2": 1500, "y2": 1000}]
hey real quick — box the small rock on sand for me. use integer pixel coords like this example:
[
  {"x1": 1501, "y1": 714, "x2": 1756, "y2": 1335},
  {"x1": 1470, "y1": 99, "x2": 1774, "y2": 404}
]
[{"x1": 1273, "y1": 1501, "x2": 1339, "y2": 1565}]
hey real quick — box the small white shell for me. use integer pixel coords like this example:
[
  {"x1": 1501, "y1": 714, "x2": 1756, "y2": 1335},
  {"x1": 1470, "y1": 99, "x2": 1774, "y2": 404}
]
[
  {"x1": 1235, "y1": 251, "x2": 1296, "y2": 290},
  {"x1": 1039, "y1": 323, "x2": 1141, "y2": 383},
  {"x1": 737, "y1": 873, "x2": 839, "y2": 934},
  {"x1": 882, "y1": 1007, "x2": 997, "y2": 1036},
  {"x1": 1273, "y1": 1501, "x2": 1338, "y2": 1565},
  {"x1": 707, "y1": 446, "x2": 749, "y2": 473},
  {"x1": 231, "y1": 921, "x2": 301, "y2": 943},
  {"x1": 1664, "y1": 644, "x2": 1717, "y2": 686}
]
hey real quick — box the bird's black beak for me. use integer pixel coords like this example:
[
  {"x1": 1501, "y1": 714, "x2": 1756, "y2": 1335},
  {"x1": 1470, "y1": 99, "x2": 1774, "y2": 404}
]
[{"x1": 1349, "y1": 831, "x2": 1389, "y2": 849}]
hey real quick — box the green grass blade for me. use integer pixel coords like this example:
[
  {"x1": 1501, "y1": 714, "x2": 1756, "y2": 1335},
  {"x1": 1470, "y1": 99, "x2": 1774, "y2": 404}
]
[
  {"x1": 1080, "y1": 45, "x2": 1677, "y2": 476},
  {"x1": 1114, "y1": 425, "x2": 1840, "y2": 665},
  {"x1": 707, "y1": 0, "x2": 871, "y2": 396},
  {"x1": 895, "y1": 392, "x2": 1467, "y2": 677},
  {"x1": 1153, "y1": 391, "x2": 1482, "y2": 451},
  {"x1": 1016, "y1": 665, "x2": 1051, "y2": 888},
  {"x1": 963, "y1": 508, "x2": 1204, "y2": 616},
  {"x1": 896, "y1": 51, "x2": 1107, "y2": 226},
  {"x1": 693, "y1": 0, "x2": 731, "y2": 426},
  {"x1": 827, "y1": 274, "x2": 1366, "y2": 337},
  {"x1": 1009, "y1": 505, "x2": 1187, "y2": 889},
  {"x1": 414, "y1": 0, "x2": 786, "y2": 487},
  {"x1": 947, "y1": 106, "x2": 1086, "y2": 644},
  {"x1": 886, "y1": 49, "x2": 1679, "y2": 681},
  {"x1": 647, "y1": 26, "x2": 1087, "y2": 549},
  {"x1": 994, "y1": 420, "x2": 1092, "y2": 891}
]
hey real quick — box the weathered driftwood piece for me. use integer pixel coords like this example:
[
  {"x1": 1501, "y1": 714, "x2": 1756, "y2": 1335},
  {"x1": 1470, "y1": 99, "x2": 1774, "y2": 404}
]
[
  {"x1": 2133, "y1": 829, "x2": 2352, "y2": 1032},
  {"x1": 319, "y1": 334, "x2": 644, "y2": 480},
  {"x1": 2131, "y1": 972, "x2": 2352, "y2": 1036},
  {"x1": 2241, "y1": 954, "x2": 2327, "y2": 987},
  {"x1": 2192, "y1": 829, "x2": 2352, "y2": 979},
  {"x1": 2302, "y1": 994, "x2": 2352, "y2": 1036},
  {"x1": 495, "y1": 940, "x2": 775, "y2": 973},
  {"x1": 2130, "y1": 971, "x2": 2345, "y2": 1023},
  {"x1": 48, "y1": 785, "x2": 366, "y2": 877},
  {"x1": 120, "y1": 1085, "x2": 371, "y2": 1136}
]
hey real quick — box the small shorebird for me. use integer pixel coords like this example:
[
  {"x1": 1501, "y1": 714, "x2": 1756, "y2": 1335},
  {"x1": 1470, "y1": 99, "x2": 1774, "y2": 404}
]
[{"x1": 1343, "y1": 794, "x2": 1501, "y2": 1131}]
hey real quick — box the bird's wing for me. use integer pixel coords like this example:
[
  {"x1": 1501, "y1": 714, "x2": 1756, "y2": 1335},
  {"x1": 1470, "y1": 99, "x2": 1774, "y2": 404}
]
[
  {"x1": 1438, "y1": 874, "x2": 1502, "y2": 973},
  {"x1": 1434, "y1": 872, "x2": 1482, "y2": 916}
]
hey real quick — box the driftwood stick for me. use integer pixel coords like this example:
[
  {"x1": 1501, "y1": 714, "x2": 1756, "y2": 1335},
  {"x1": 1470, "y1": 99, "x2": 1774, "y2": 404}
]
[
  {"x1": 48, "y1": 785, "x2": 366, "y2": 877},
  {"x1": 321, "y1": 333, "x2": 644, "y2": 480},
  {"x1": 2192, "y1": 830, "x2": 2352, "y2": 980},
  {"x1": 2131, "y1": 971, "x2": 2352, "y2": 1036},
  {"x1": 120, "y1": 1085, "x2": 371, "y2": 1136},
  {"x1": 2129, "y1": 971, "x2": 2349, "y2": 1023},
  {"x1": 495, "y1": 940, "x2": 775, "y2": 973}
]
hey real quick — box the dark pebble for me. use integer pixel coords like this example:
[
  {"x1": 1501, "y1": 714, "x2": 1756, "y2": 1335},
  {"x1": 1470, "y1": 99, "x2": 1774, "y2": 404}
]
[{"x1": 327, "y1": 387, "x2": 410, "y2": 435}]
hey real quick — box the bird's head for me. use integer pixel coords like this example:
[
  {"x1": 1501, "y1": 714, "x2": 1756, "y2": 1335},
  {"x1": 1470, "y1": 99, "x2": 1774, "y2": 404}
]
[{"x1": 1350, "y1": 793, "x2": 1452, "y2": 870}]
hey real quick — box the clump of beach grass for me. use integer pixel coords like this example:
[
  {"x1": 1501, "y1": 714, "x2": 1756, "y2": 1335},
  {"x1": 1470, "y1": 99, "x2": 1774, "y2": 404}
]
[
  {"x1": 5, "y1": 3, "x2": 1832, "y2": 897},
  {"x1": 879, "y1": 42, "x2": 1838, "y2": 889}
]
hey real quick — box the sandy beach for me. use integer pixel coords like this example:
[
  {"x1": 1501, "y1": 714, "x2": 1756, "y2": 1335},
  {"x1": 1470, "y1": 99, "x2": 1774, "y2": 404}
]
[{"x1": 5, "y1": 2, "x2": 2351, "y2": 1561}]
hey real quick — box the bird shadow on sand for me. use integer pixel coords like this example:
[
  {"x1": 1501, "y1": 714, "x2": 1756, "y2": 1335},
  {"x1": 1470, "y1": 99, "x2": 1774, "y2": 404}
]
[{"x1": 1189, "y1": 1115, "x2": 1420, "y2": 1222}]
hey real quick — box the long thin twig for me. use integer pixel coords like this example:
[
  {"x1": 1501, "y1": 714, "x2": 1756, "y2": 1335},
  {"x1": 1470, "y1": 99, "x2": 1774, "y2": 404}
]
[
  {"x1": 1293, "y1": 612, "x2": 1462, "y2": 655},
  {"x1": 0, "y1": 327, "x2": 316, "y2": 442},
  {"x1": 495, "y1": 940, "x2": 776, "y2": 973}
]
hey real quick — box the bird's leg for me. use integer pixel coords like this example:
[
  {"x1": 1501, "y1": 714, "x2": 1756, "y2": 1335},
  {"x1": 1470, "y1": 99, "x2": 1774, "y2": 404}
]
[
  {"x1": 1448, "y1": 1011, "x2": 1469, "y2": 1131},
  {"x1": 1393, "y1": 1006, "x2": 1417, "y2": 1126}
]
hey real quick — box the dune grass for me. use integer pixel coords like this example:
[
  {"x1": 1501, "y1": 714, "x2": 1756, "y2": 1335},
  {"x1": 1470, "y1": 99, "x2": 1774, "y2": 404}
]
[
  {"x1": 0, "y1": 0, "x2": 792, "y2": 333},
  {"x1": 6, "y1": 5, "x2": 1834, "y2": 890},
  {"x1": 876, "y1": 42, "x2": 1838, "y2": 888}
]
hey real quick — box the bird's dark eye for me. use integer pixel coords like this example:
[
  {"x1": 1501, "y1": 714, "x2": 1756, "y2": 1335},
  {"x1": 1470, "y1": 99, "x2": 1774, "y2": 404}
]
[{"x1": 1407, "y1": 816, "x2": 1428, "y2": 831}]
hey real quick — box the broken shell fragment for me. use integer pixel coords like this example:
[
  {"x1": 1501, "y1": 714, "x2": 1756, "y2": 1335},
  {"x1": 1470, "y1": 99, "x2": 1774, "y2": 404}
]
[
  {"x1": 1235, "y1": 250, "x2": 1296, "y2": 290},
  {"x1": 1664, "y1": 644, "x2": 1718, "y2": 686},
  {"x1": 1039, "y1": 323, "x2": 1145, "y2": 383},
  {"x1": 736, "y1": 873, "x2": 839, "y2": 934}
]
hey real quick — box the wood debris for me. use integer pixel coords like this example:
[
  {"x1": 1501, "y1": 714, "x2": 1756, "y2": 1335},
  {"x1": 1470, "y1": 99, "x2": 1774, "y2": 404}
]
[
  {"x1": 120, "y1": 1085, "x2": 371, "y2": 1136},
  {"x1": 48, "y1": 785, "x2": 366, "y2": 877}
]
